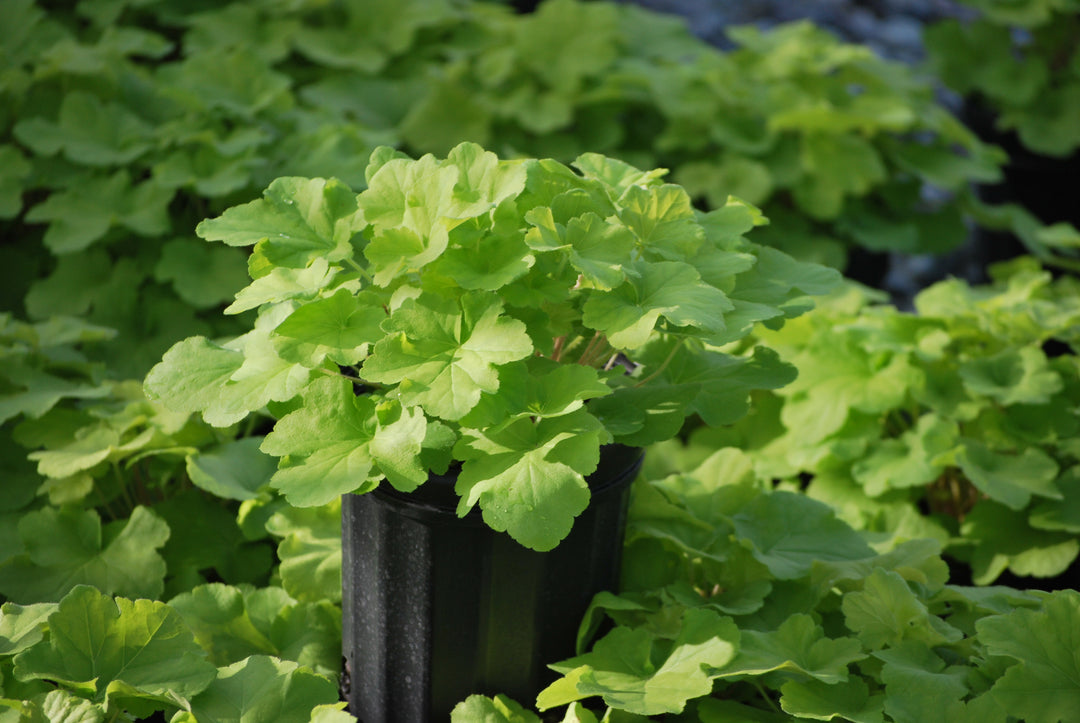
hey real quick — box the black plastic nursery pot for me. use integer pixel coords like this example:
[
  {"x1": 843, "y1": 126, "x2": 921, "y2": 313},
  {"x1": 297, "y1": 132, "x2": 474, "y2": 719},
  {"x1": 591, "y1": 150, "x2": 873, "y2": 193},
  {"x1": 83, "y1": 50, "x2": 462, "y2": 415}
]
[{"x1": 340, "y1": 445, "x2": 645, "y2": 723}]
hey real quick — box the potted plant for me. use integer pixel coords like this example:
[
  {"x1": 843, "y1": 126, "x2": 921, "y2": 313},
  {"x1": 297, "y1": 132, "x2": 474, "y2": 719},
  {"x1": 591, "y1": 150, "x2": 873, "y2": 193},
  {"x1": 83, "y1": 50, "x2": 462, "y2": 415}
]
[{"x1": 144, "y1": 142, "x2": 837, "y2": 719}]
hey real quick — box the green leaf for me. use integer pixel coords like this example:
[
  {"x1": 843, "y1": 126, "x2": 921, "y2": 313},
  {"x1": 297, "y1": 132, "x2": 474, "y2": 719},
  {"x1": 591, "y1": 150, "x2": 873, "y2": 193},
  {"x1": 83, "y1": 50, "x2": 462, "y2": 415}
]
[
  {"x1": 196, "y1": 177, "x2": 360, "y2": 269},
  {"x1": 581, "y1": 261, "x2": 732, "y2": 349},
  {"x1": 261, "y1": 376, "x2": 428, "y2": 505},
  {"x1": 616, "y1": 184, "x2": 705, "y2": 261},
  {"x1": 732, "y1": 492, "x2": 875, "y2": 579},
  {"x1": 444, "y1": 142, "x2": 529, "y2": 218},
  {"x1": 959, "y1": 347, "x2": 1062, "y2": 405},
  {"x1": 13, "y1": 91, "x2": 153, "y2": 166},
  {"x1": 712, "y1": 614, "x2": 864, "y2": 684},
  {"x1": 153, "y1": 491, "x2": 273, "y2": 593},
  {"x1": 453, "y1": 410, "x2": 606, "y2": 551},
  {"x1": 779, "y1": 678, "x2": 886, "y2": 723},
  {"x1": 13, "y1": 586, "x2": 216, "y2": 708},
  {"x1": 644, "y1": 343, "x2": 798, "y2": 428},
  {"x1": 153, "y1": 239, "x2": 251, "y2": 309},
  {"x1": 24, "y1": 172, "x2": 172, "y2": 254},
  {"x1": 362, "y1": 293, "x2": 533, "y2": 421},
  {"x1": 841, "y1": 569, "x2": 961, "y2": 650},
  {"x1": 978, "y1": 591, "x2": 1080, "y2": 723},
  {"x1": 145, "y1": 327, "x2": 311, "y2": 428},
  {"x1": 540, "y1": 608, "x2": 739, "y2": 716},
  {"x1": 961, "y1": 503, "x2": 1080, "y2": 584},
  {"x1": 451, "y1": 694, "x2": 542, "y2": 723},
  {"x1": 524, "y1": 209, "x2": 635, "y2": 290},
  {"x1": 226, "y1": 258, "x2": 339, "y2": 315},
  {"x1": 436, "y1": 210, "x2": 536, "y2": 292},
  {"x1": 0, "y1": 145, "x2": 32, "y2": 218},
  {"x1": 875, "y1": 642, "x2": 970, "y2": 723},
  {"x1": 852, "y1": 414, "x2": 959, "y2": 496},
  {"x1": 186, "y1": 437, "x2": 278, "y2": 501},
  {"x1": 38, "y1": 688, "x2": 106, "y2": 723},
  {"x1": 359, "y1": 154, "x2": 458, "y2": 284},
  {"x1": 170, "y1": 584, "x2": 340, "y2": 677},
  {"x1": 0, "y1": 507, "x2": 168, "y2": 604},
  {"x1": 793, "y1": 133, "x2": 886, "y2": 219},
  {"x1": 188, "y1": 655, "x2": 339, "y2": 723},
  {"x1": 273, "y1": 289, "x2": 387, "y2": 367},
  {"x1": 0, "y1": 602, "x2": 57, "y2": 656},
  {"x1": 461, "y1": 360, "x2": 612, "y2": 428},
  {"x1": 264, "y1": 501, "x2": 342, "y2": 605},
  {"x1": 957, "y1": 440, "x2": 1061, "y2": 510}
]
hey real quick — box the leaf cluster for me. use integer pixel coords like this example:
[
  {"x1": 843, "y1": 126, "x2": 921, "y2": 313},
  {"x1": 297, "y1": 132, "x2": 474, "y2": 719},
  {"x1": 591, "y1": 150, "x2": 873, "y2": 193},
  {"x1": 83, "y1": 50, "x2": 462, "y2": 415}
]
[
  {"x1": 144, "y1": 142, "x2": 837, "y2": 550},
  {"x1": 455, "y1": 450, "x2": 1080, "y2": 722},
  {"x1": 688, "y1": 257, "x2": 1080, "y2": 585},
  {"x1": 0, "y1": 584, "x2": 346, "y2": 723},
  {"x1": 925, "y1": 0, "x2": 1080, "y2": 157}
]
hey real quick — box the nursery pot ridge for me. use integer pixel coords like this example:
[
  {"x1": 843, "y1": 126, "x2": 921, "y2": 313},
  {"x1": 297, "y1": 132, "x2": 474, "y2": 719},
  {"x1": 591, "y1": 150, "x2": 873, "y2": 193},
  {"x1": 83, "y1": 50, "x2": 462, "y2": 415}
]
[{"x1": 341, "y1": 444, "x2": 644, "y2": 723}]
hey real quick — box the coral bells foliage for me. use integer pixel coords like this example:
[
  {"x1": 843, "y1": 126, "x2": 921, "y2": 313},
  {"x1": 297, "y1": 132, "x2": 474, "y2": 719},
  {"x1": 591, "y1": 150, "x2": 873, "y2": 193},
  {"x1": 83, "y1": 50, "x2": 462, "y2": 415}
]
[{"x1": 145, "y1": 143, "x2": 838, "y2": 550}]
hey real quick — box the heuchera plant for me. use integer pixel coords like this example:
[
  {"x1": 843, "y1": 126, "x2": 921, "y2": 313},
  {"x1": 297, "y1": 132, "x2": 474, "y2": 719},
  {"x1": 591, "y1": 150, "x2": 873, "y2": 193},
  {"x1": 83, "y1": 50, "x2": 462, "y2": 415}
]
[
  {"x1": 925, "y1": 0, "x2": 1080, "y2": 158},
  {"x1": 688, "y1": 258, "x2": 1080, "y2": 584},
  {"x1": 145, "y1": 142, "x2": 838, "y2": 550}
]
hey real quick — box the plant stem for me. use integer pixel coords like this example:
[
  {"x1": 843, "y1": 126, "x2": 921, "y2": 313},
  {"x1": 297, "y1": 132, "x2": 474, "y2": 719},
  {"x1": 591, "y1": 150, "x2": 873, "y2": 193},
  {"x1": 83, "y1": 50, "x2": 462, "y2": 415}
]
[
  {"x1": 344, "y1": 256, "x2": 374, "y2": 283},
  {"x1": 634, "y1": 339, "x2": 683, "y2": 387},
  {"x1": 552, "y1": 335, "x2": 566, "y2": 362}
]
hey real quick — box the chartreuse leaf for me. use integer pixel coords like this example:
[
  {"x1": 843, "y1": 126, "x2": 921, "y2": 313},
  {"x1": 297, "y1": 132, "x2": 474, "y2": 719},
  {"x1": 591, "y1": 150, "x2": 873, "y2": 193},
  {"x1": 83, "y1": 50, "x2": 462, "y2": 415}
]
[
  {"x1": 13, "y1": 586, "x2": 216, "y2": 709},
  {"x1": 362, "y1": 292, "x2": 533, "y2": 421},
  {"x1": 264, "y1": 501, "x2": 342, "y2": 605},
  {"x1": 261, "y1": 376, "x2": 428, "y2": 506},
  {"x1": 308, "y1": 703, "x2": 357, "y2": 723},
  {"x1": 359, "y1": 153, "x2": 459, "y2": 285},
  {"x1": 977, "y1": 591, "x2": 1080, "y2": 723},
  {"x1": 852, "y1": 414, "x2": 958, "y2": 496},
  {"x1": 451, "y1": 694, "x2": 542, "y2": 723},
  {"x1": 196, "y1": 177, "x2": 360, "y2": 269},
  {"x1": 453, "y1": 410, "x2": 606, "y2": 551},
  {"x1": 0, "y1": 506, "x2": 168, "y2": 604},
  {"x1": 226, "y1": 258, "x2": 338, "y2": 315},
  {"x1": 581, "y1": 261, "x2": 732, "y2": 349},
  {"x1": 444, "y1": 142, "x2": 529, "y2": 218},
  {"x1": 145, "y1": 308, "x2": 311, "y2": 428},
  {"x1": 187, "y1": 655, "x2": 338, "y2": 723},
  {"x1": 711, "y1": 614, "x2": 864, "y2": 683},
  {"x1": 616, "y1": 183, "x2": 705, "y2": 261},
  {"x1": 539, "y1": 608, "x2": 739, "y2": 716}
]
